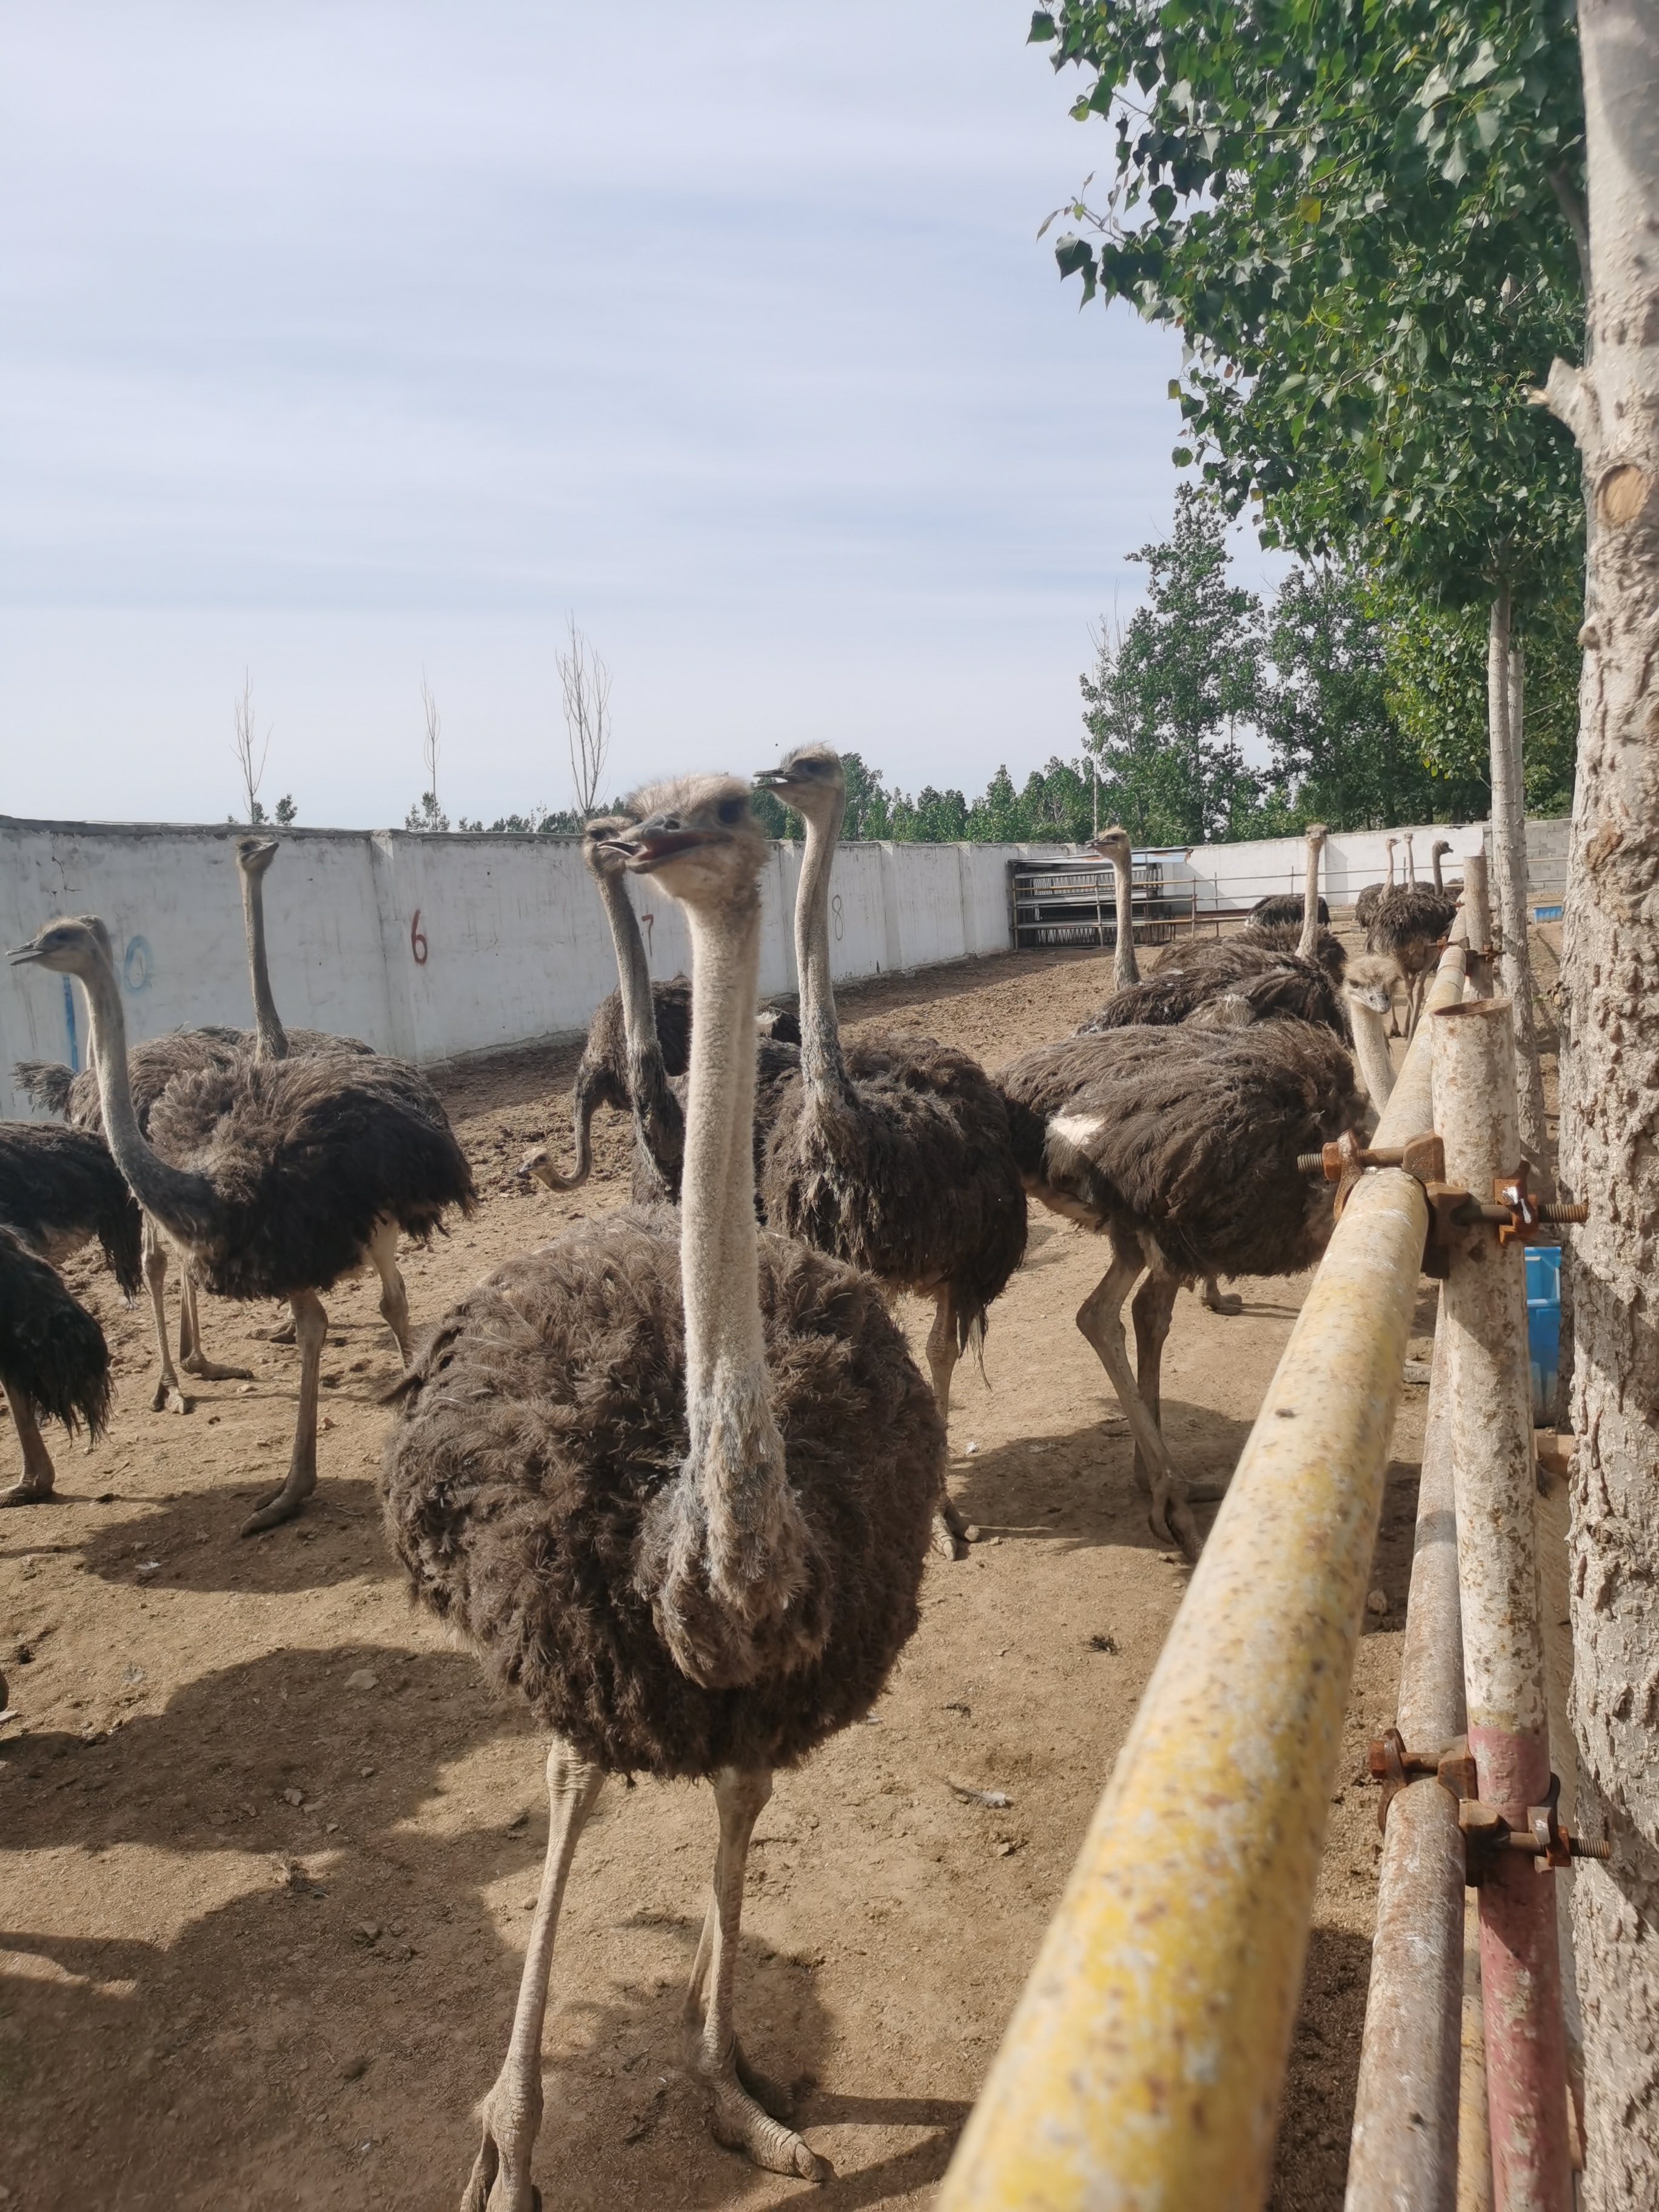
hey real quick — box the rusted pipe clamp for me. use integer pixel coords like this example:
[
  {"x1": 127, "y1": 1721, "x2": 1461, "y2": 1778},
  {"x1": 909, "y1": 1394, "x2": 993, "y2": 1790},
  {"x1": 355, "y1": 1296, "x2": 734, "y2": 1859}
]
[
  {"x1": 1301, "y1": 1142, "x2": 1589, "y2": 1275},
  {"x1": 1367, "y1": 1729, "x2": 1611, "y2": 1875}
]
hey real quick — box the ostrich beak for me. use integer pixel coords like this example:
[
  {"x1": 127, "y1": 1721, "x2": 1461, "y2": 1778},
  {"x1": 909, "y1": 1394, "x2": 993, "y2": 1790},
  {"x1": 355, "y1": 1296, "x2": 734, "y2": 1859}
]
[{"x1": 7, "y1": 941, "x2": 45, "y2": 965}]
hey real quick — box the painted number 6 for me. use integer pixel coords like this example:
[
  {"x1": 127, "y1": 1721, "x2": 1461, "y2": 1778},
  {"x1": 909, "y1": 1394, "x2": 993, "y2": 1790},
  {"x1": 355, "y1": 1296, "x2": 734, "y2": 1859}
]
[{"x1": 411, "y1": 910, "x2": 428, "y2": 965}]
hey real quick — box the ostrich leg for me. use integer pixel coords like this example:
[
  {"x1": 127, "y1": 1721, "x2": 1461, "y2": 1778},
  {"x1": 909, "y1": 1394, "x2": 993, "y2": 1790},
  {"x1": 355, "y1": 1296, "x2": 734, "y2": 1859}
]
[
  {"x1": 461, "y1": 1740, "x2": 605, "y2": 2212},
  {"x1": 925, "y1": 1287, "x2": 970, "y2": 1560},
  {"x1": 240, "y1": 1289, "x2": 326, "y2": 1536},
  {"x1": 1199, "y1": 1275, "x2": 1242, "y2": 1316},
  {"x1": 683, "y1": 1767, "x2": 825, "y2": 2180},
  {"x1": 1133, "y1": 1274, "x2": 1228, "y2": 1513},
  {"x1": 1, "y1": 1379, "x2": 56, "y2": 1504},
  {"x1": 179, "y1": 1274, "x2": 253, "y2": 1384},
  {"x1": 142, "y1": 1219, "x2": 189, "y2": 1414},
  {"x1": 1074, "y1": 1239, "x2": 1198, "y2": 1558},
  {"x1": 367, "y1": 1218, "x2": 413, "y2": 1363}
]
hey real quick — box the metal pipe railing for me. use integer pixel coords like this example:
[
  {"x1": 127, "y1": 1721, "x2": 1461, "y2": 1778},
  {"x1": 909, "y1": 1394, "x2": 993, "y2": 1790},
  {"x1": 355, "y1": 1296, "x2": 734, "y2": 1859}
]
[
  {"x1": 1432, "y1": 1000, "x2": 1570, "y2": 2212},
  {"x1": 937, "y1": 935, "x2": 1470, "y2": 2211},
  {"x1": 1345, "y1": 1304, "x2": 1467, "y2": 2212}
]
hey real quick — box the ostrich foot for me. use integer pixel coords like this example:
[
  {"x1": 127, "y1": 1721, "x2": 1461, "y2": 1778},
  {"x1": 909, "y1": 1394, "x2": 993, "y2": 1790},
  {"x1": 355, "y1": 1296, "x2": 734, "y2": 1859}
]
[
  {"x1": 702, "y1": 2051, "x2": 826, "y2": 2181},
  {"x1": 1200, "y1": 1279, "x2": 1244, "y2": 1316},
  {"x1": 458, "y1": 2080, "x2": 543, "y2": 2212},
  {"x1": 150, "y1": 1378, "x2": 192, "y2": 1414},
  {"x1": 1149, "y1": 1481, "x2": 1201, "y2": 1563},
  {"x1": 266, "y1": 1317, "x2": 297, "y2": 1346},
  {"x1": 240, "y1": 1465, "x2": 317, "y2": 1537},
  {"x1": 1, "y1": 1476, "x2": 56, "y2": 1507},
  {"x1": 182, "y1": 1352, "x2": 253, "y2": 1382},
  {"x1": 931, "y1": 1493, "x2": 970, "y2": 1561}
]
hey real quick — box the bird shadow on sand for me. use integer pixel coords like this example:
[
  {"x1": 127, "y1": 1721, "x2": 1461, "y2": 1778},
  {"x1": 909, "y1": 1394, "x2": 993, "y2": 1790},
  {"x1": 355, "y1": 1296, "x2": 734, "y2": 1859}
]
[
  {"x1": 943, "y1": 1404, "x2": 1257, "y2": 1553},
  {"x1": 67, "y1": 1475, "x2": 400, "y2": 1597}
]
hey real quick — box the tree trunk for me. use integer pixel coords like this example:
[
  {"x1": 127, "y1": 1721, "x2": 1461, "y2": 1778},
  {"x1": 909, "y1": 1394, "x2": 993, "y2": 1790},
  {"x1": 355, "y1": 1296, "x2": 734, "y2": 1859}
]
[
  {"x1": 1487, "y1": 592, "x2": 1551, "y2": 1165},
  {"x1": 1543, "y1": 4, "x2": 1659, "y2": 2202}
]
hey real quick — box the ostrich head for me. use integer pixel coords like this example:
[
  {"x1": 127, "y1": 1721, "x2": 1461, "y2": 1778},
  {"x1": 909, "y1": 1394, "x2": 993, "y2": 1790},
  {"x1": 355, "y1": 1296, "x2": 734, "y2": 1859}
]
[
  {"x1": 235, "y1": 835, "x2": 280, "y2": 878},
  {"x1": 1344, "y1": 954, "x2": 1401, "y2": 1017},
  {"x1": 603, "y1": 776, "x2": 771, "y2": 907},
  {"x1": 8, "y1": 916, "x2": 115, "y2": 977},
  {"x1": 580, "y1": 812, "x2": 635, "y2": 881},
  {"x1": 751, "y1": 743, "x2": 843, "y2": 826},
  {"x1": 1088, "y1": 824, "x2": 1133, "y2": 867},
  {"x1": 1432, "y1": 839, "x2": 1453, "y2": 861},
  {"x1": 1305, "y1": 821, "x2": 1328, "y2": 850}
]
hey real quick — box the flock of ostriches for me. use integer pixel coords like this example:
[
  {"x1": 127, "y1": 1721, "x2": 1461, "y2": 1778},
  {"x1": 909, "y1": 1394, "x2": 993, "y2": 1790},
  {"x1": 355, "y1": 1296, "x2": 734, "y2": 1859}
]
[{"x1": 1, "y1": 756, "x2": 1460, "y2": 2201}]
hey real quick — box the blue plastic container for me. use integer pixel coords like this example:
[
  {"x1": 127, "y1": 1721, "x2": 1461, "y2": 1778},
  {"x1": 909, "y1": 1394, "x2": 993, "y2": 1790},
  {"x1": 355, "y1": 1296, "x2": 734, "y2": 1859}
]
[
  {"x1": 1534, "y1": 902, "x2": 1563, "y2": 922},
  {"x1": 1526, "y1": 1245, "x2": 1561, "y2": 1423}
]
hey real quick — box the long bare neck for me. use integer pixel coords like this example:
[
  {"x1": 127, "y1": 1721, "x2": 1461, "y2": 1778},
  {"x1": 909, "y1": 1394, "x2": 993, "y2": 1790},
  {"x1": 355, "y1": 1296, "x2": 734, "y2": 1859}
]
[
  {"x1": 795, "y1": 791, "x2": 853, "y2": 1102},
  {"x1": 1298, "y1": 837, "x2": 1322, "y2": 959},
  {"x1": 1112, "y1": 850, "x2": 1139, "y2": 988},
  {"x1": 1404, "y1": 839, "x2": 1417, "y2": 886},
  {"x1": 1432, "y1": 848, "x2": 1445, "y2": 893},
  {"x1": 1386, "y1": 845, "x2": 1396, "y2": 890},
  {"x1": 240, "y1": 866, "x2": 289, "y2": 1061},
  {"x1": 1350, "y1": 1000, "x2": 1396, "y2": 1109},
  {"x1": 594, "y1": 865, "x2": 657, "y2": 1062},
  {"x1": 76, "y1": 953, "x2": 222, "y2": 1242}
]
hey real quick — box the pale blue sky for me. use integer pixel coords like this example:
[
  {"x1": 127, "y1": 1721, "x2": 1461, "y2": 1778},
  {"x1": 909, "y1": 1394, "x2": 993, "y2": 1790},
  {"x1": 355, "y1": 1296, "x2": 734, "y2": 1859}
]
[{"x1": 1, "y1": 3, "x2": 1278, "y2": 828}]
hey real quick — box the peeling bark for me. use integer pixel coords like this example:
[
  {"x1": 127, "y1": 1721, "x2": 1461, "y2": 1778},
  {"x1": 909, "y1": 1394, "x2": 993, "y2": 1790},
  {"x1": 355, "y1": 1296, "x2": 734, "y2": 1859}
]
[
  {"x1": 1546, "y1": 4, "x2": 1659, "y2": 2200},
  {"x1": 1488, "y1": 594, "x2": 1552, "y2": 1165}
]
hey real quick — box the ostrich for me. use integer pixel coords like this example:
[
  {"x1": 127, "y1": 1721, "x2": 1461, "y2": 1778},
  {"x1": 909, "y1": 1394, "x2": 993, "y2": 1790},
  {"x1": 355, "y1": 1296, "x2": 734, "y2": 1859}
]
[
  {"x1": 1248, "y1": 822, "x2": 1332, "y2": 931},
  {"x1": 0, "y1": 1122, "x2": 140, "y2": 1503},
  {"x1": 753, "y1": 747, "x2": 1027, "y2": 1444},
  {"x1": 1344, "y1": 954, "x2": 1401, "y2": 1111},
  {"x1": 517, "y1": 817, "x2": 800, "y2": 1205},
  {"x1": 1403, "y1": 830, "x2": 1418, "y2": 886},
  {"x1": 1353, "y1": 836, "x2": 1398, "y2": 934},
  {"x1": 383, "y1": 778, "x2": 942, "y2": 2199},
  {"x1": 1365, "y1": 878, "x2": 1460, "y2": 1036},
  {"x1": 997, "y1": 1019, "x2": 1362, "y2": 1555},
  {"x1": 1430, "y1": 838, "x2": 1461, "y2": 897},
  {"x1": 9, "y1": 917, "x2": 476, "y2": 1535},
  {"x1": 0, "y1": 1225, "x2": 113, "y2": 1507},
  {"x1": 1084, "y1": 825, "x2": 1141, "y2": 990}
]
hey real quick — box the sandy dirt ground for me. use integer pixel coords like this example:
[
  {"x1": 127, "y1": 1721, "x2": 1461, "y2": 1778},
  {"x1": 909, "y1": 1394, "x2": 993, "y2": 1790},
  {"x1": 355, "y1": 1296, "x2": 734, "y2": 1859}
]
[{"x1": 0, "y1": 930, "x2": 1564, "y2": 2212}]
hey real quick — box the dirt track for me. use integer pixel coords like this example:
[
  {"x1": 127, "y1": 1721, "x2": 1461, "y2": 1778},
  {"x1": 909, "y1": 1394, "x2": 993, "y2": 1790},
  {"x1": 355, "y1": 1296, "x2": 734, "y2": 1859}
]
[{"x1": 1, "y1": 936, "x2": 1536, "y2": 2211}]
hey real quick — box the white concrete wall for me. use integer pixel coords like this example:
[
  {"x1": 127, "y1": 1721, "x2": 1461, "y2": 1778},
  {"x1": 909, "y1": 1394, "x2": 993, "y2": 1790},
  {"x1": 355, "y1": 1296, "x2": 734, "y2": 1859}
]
[{"x1": 0, "y1": 810, "x2": 1572, "y2": 1119}]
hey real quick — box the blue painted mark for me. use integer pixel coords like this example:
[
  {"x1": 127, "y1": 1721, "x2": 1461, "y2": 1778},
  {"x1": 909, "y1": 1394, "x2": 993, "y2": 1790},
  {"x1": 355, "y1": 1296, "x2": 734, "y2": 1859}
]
[
  {"x1": 62, "y1": 977, "x2": 79, "y2": 1072},
  {"x1": 122, "y1": 936, "x2": 153, "y2": 992}
]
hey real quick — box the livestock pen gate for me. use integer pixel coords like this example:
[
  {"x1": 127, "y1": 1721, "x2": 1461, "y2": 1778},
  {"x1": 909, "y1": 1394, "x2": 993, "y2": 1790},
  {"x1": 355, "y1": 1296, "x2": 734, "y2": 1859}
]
[{"x1": 1006, "y1": 850, "x2": 1206, "y2": 952}]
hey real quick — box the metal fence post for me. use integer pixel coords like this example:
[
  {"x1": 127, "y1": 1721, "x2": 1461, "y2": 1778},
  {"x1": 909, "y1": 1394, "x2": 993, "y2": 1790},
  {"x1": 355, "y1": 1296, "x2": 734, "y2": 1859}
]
[
  {"x1": 1345, "y1": 1305, "x2": 1466, "y2": 2212},
  {"x1": 1431, "y1": 997, "x2": 1570, "y2": 2212}
]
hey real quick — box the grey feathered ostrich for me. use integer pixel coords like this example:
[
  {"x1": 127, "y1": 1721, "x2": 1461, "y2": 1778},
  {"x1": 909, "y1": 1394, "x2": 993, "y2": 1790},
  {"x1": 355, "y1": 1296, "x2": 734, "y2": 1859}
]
[
  {"x1": 1344, "y1": 954, "x2": 1402, "y2": 1111},
  {"x1": 0, "y1": 1225, "x2": 113, "y2": 1507},
  {"x1": 1365, "y1": 877, "x2": 1460, "y2": 1036},
  {"x1": 0, "y1": 1123, "x2": 139, "y2": 1503},
  {"x1": 997, "y1": 1019, "x2": 1363, "y2": 1555},
  {"x1": 384, "y1": 778, "x2": 942, "y2": 2201},
  {"x1": 1084, "y1": 824, "x2": 1141, "y2": 990},
  {"x1": 9, "y1": 917, "x2": 476, "y2": 1535},
  {"x1": 753, "y1": 748, "x2": 1026, "y2": 1505},
  {"x1": 1353, "y1": 836, "x2": 1397, "y2": 934},
  {"x1": 1430, "y1": 838, "x2": 1461, "y2": 897},
  {"x1": 518, "y1": 817, "x2": 800, "y2": 1205}
]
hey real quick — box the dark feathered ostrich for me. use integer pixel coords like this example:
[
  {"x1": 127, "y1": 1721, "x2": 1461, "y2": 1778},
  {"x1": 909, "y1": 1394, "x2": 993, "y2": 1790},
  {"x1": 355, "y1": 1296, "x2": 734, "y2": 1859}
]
[
  {"x1": 0, "y1": 1123, "x2": 139, "y2": 1503},
  {"x1": 752, "y1": 748, "x2": 1026, "y2": 1516},
  {"x1": 384, "y1": 778, "x2": 942, "y2": 2200},
  {"x1": 0, "y1": 1224, "x2": 113, "y2": 1506},
  {"x1": 997, "y1": 1019, "x2": 1363, "y2": 1555},
  {"x1": 519, "y1": 817, "x2": 801, "y2": 1205},
  {"x1": 1366, "y1": 879, "x2": 1460, "y2": 1036},
  {"x1": 9, "y1": 917, "x2": 476, "y2": 1535},
  {"x1": 1248, "y1": 823, "x2": 1333, "y2": 931},
  {"x1": 1352, "y1": 836, "x2": 1398, "y2": 935}
]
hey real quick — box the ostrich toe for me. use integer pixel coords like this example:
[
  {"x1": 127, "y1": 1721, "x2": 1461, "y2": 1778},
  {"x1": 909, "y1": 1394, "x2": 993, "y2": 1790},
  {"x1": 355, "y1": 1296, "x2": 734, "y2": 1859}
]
[
  {"x1": 1200, "y1": 1279, "x2": 1244, "y2": 1316},
  {"x1": 931, "y1": 1494, "x2": 970, "y2": 1561},
  {"x1": 458, "y1": 2090, "x2": 543, "y2": 2212},
  {"x1": 1150, "y1": 1482, "x2": 1202, "y2": 1564},
  {"x1": 705, "y1": 2060, "x2": 827, "y2": 2181},
  {"x1": 1, "y1": 1476, "x2": 56, "y2": 1507},
  {"x1": 182, "y1": 1351, "x2": 254, "y2": 1382},
  {"x1": 240, "y1": 1465, "x2": 317, "y2": 1536},
  {"x1": 151, "y1": 1378, "x2": 192, "y2": 1414},
  {"x1": 267, "y1": 1316, "x2": 297, "y2": 1346}
]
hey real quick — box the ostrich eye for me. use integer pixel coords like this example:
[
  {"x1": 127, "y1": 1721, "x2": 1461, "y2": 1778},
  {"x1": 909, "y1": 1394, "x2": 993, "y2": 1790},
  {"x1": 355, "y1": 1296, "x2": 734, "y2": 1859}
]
[{"x1": 717, "y1": 799, "x2": 744, "y2": 826}]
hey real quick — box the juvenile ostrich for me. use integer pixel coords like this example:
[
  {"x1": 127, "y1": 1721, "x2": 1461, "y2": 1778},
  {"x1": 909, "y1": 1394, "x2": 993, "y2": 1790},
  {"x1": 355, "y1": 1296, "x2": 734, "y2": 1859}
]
[
  {"x1": 754, "y1": 748, "x2": 1028, "y2": 1444},
  {"x1": 0, "y1": 1225, "x2": 113, "y2": 1507},
  {"x1": 1344, "y1": 954, "x2": 1401, "y2": 1111},
  {"x1": 997, "y1": 1020, "x2": 1363, "y2": 1555},
  {"x1": 9, "y1": 917, "x2": 476, "y2": 1535},
  {"x1": 518, "y1": 817, "x2": 800, "y2": 1205},
  {"x1": 1366, "y1": 879, "x2": 1459, "y2": 1036},
  {"x1": 1248, "y1": 823, "x2": 1332, "y2": 931},
  {"x1": 383, "y1": 779, "x2": 942, "y2": 2200},
  {"x1": 1353, "y1": 836, "x2": 1398, "y2": 934}
]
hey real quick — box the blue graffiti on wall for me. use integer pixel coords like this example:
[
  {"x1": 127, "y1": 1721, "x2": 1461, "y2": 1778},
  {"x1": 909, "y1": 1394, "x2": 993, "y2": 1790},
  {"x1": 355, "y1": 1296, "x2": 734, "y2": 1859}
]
[
  {"x1": 122, "y1": 936, "x2": 153, "y2": 993},
  {"x1": 62, "y1": 977, "x2": 79, "y2": 1071}
]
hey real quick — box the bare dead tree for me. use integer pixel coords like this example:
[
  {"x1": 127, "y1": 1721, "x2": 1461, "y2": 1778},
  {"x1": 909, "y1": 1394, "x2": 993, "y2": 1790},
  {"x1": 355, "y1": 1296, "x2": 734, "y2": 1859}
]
[
  {"x1": 405, "y1": 674, "x2": 450, "y2": 832},
  {"x1": 558, "y1": 616, "x2": 612, "y2": 818},
  {"x1": 232, "y1": 672, "x2": 272, "y2": 825}
]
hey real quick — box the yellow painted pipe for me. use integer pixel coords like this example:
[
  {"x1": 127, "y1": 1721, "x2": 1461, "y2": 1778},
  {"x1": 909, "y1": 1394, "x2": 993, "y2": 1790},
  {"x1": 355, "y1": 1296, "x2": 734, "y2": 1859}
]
[{"x1": 939, "y1": 940, "x2": 1469, "y2": 2212}]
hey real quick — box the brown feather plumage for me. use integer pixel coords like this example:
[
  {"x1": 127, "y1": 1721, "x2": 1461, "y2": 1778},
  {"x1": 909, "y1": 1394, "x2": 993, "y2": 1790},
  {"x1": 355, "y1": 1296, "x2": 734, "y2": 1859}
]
[{"x1": 0, "y1": 1122, "x2": 143, "y2": 1297}]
